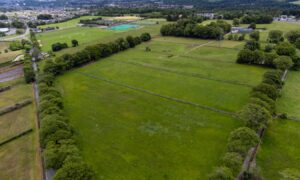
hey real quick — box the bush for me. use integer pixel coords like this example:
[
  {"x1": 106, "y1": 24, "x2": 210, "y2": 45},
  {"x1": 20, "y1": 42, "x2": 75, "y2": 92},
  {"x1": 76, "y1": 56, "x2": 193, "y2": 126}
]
[
  {"x1": 244, "y1": 40, "x2": 260, "y2": 51},
  {"x1": 263, "y1": 53, "x2": 278, "y2": 67},
  {"x1": 222, "y1": 152, "x2": 243, "y2": 175},
  {"x1": 9, "y1": 41, "x2": 23, "y2": 51},
  {"x1": 240, "y1": 103, "x2": 272, "y2": 131},
  {"x1": 236, "y1": 49, "x2": 264, "y2": 64},
  {"x1": 227, "y1": 127, "x2": 260, "y2": 156},
  {"x1": 249, "y1": 31, "x2": 260, "y2": 41},
  {"x1": 275, "y1": 42, "x2": 296, "y2": 57},
  {"x1": 268, "y1": 30, "x2": 284, "y2": 44},
  {"x1": 264, "y1": 44, "x2": 274, "y2": 52},
  {"x1": 252, "y1": 83, "x2": 278, "y2": 100},
  {"x1": 52, "y1": 42, "x2": 68, "y2": 52},
  {"x1": 40, "y1": 118, "x2": 73, "y2": 148},
  {"x1": 285, "y1": 30, "x2": 300, "y2": 44},
  {"x1": 208, "y1": 167, "x2": 235, "y2": 180},
  {"x1": 44, "y1": 140, "x2": 79, "y2": 169},
  {"x1": 273, "y1": 56, "x2": 294, "y2": 71},
  {"x1": 53, "y1": 160, "x2": 94, "y2": 180},
  {"x1": 140, "y1": 32, "x2": 151, "y2": 41},
  {"x1": 250, "y1": 92, "x2": 276, "y2": 112}
]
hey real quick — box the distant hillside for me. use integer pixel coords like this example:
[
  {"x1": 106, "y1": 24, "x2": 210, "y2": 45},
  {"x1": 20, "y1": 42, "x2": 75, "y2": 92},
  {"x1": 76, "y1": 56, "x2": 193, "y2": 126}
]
[
  {"x1": 2, "y1": 0, "x2": 299, "y2": 9},
  {"x1": 163, "y1": 0, "x2": 297, "y2": 9}
]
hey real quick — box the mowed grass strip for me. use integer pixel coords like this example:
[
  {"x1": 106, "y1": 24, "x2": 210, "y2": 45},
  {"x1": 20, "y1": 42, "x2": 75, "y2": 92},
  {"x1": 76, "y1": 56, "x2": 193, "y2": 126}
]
[
  {"x1": 0, "y1": 105, "x2": 34, "y2": 143},
  {"x1": 257, "y1": 119, "x2": 300, "y2": 179},
  {"x1": 0, "y1": 134, "x2": 38, "y2": 180},
  {"x1": 277, "y1": 71, "x2": 300, "y2": 120},
  {"x1": 57, "y1": 72, "x2": 241, "y2": 179}
]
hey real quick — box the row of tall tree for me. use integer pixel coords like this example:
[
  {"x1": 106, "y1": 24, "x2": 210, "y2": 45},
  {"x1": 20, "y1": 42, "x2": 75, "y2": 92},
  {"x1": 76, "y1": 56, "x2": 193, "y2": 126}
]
[{"x1": 161, "y1": 19, "x2": 231, "y2": 39}]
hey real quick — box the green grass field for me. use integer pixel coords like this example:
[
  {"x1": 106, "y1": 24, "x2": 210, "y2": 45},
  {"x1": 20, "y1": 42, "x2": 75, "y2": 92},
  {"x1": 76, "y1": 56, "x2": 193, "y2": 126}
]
[
  {"x1": 37, "y1": 18, "x2": 166, "y2": 54},
  {"x1": 276, "y1": 71, "x2": 300, "y2": 120},
  {"x1": 257, "y1": 119, "x2": 300, "y2": 179},
  {"x1": 56, "y1": 36, "x2": 267, "y2": 179},
  {"x1": 38, "y1": 16, "x2": 102, "y2": 29},
  {"x1": 0, "y1": 81, "x2": 41, "y2": 179}
]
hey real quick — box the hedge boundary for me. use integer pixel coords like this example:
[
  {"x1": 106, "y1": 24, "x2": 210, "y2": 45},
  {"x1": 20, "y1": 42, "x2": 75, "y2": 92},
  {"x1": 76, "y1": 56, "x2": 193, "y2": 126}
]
[
  {"x1": 0, "y1": 99, "x2": 32, "y2": 116},
  {"x1": 0, "y1": 128, "x2": 33, "y2": 147}
]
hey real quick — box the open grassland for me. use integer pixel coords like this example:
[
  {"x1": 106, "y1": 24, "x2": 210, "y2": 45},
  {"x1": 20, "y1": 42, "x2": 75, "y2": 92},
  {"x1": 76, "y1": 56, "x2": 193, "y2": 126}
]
[
  {"x1": 37, "y1": 18, "x2": 167, "y2": 54},
  {"x1": 0, "y1": 134, "x2": 40, "y2": 180},
  {"x1": 56, "y1": 37, "x2": 267, "y2": 179},
  {"x1": 38, "y1": 16, "x2": 102, "y2": 29},
  {"x1": 257, "y1": 119, "x2": 300, "y2": 179},
  {"x1": 276, "y1": 71, "x2": 300, "y2": 120}
]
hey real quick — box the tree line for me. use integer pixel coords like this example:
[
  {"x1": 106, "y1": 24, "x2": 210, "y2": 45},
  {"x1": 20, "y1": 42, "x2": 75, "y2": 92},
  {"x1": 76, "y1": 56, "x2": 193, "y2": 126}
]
[
  {"x1": 39, "y1": 32, "x2": 151, "y2": 179},
  {"x1": 237, "y1": 30, "x2": 300, "y2": 71},
  {"x1": 209, "y1": 29, "x2": 296, "y2": 180},
  {"x1": 160, "y1": 19, "x2": 231, "y2": 39}
]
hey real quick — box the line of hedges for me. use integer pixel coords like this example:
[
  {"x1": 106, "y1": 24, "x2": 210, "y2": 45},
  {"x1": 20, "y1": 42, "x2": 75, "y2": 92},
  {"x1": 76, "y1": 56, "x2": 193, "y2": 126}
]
[
  {"x1": 43, "y1": 33, "x2": 151, "y2": 75},
  {"x1": 39, "y1": 33, "x2": 152, "y2": 180},
  {"x1": 209, "y1": 35, "x2": 291, "y2": 179},
  {"x1": 236, "y1": 31, "x2": 300, "y2": 71},
  {"x1": 0, "y1": 99, "x2": 32, "y2": 116},
  {"x1": 0, "y1": 86, "x2": 11, "y2": 93},
  {"x1": 0, "y1": 128, "x2": 33, "y2": 147},
  {"x1": 23, "y1": 54, "x2": 35, "y2": 83}
]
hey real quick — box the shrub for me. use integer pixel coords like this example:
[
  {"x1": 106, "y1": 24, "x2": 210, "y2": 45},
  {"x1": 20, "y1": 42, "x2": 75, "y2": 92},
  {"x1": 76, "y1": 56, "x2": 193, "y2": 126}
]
[
  {"x1": 244, "y1": 40, "x2": 260, "y2": 51},
  {"x1": 208, "y1": 167, "x2": 235, "y2": 180},
  {"x1": 273, "y1": 56, "x2": 294, "y2": 71},
  {"x1": 251, "y1": 92, "x2": 276, "y2": 112},
  {"x1": 40, "y1": 118, "x2": 72, "y2": 147},
  {"x1": 264, "y1": 44, "x2": 274, "y2": 52},
  {"x1": 263, "y1": 53, "x2": 278, "y2": 67},
  {"x1": 252, "y1": 83, "x2": 278, "y2": 100},
  {"x1": 285, "y1": 30, "x2": 300, "y2": 44},
  {"x1": 275, "y1": 42, "x2": 296, "y2": 57},
  {"x1": 52, "y1": 42, "x2": 68, "y2": 52},
  {"x1": 227, "y1": 127, "x2": 260, "y2": 156},
  {"x1": 140, "y1": 32, "x2": 152, "y2": 41},
  {"x1": 44, "y1": 140, "x2": 79, "y2": 169},
  {"x1": 249, "y1": 31, "x2": 260, "y2": 41},
  {"x1": 240, "y1": 103, "x2": 272, "y2": 131},
  {"x1": 53, "y1": 160, "x2": 94, "y2": 180},
  {"x1": 267, "y1": 30, "x2": 284, "y2": 44},
  {"x1": 222, "y1": 152, "x2": 243, "y2": 175}
]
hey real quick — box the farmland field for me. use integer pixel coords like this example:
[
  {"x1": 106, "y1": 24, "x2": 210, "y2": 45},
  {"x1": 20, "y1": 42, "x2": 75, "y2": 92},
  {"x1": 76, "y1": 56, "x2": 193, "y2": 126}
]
[
  {"x1": 0, "y1": 80, "x2": 41, "y2": 179},
  {"x1": 56, "y1": 36, "x2": 267, "y2": 179}
]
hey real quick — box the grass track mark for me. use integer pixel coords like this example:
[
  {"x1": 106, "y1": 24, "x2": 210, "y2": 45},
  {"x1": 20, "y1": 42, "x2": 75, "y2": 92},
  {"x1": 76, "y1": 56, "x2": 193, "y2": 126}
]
[
  {"x1": 114, "y1": 60, "x2": 254, "y2": 88},
  {"x1": 77, "y1": 72, "x2": 237, "y2": 117}
]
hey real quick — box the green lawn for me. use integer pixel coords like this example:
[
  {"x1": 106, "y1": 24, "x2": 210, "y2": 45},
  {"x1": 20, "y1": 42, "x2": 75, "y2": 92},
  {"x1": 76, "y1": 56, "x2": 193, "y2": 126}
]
[
  {"x1": 56, "y1": 37, "x2": 267, "y2": 179},
  {"x1": 257, "y1": 119, "x2": 300, "y2": 179}
]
